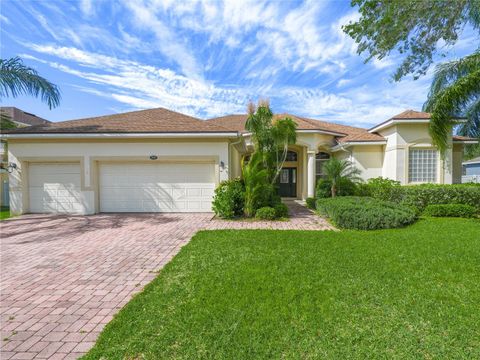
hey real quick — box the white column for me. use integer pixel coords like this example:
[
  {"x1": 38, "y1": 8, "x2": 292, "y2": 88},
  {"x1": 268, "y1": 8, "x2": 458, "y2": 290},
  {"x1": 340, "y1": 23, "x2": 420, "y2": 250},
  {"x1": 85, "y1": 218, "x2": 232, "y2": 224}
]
[{"x1": 307, "y1": 150, "x2": 316, "y2": 198}]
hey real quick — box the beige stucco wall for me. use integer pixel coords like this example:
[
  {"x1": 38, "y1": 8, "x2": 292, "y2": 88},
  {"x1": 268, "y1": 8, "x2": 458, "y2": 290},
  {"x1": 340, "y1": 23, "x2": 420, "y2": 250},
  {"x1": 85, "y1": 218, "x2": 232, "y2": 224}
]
[
  {"x1": 452, "y1": 144, "x2": 463, "y2": 184},
  {"x1": 350, "y1": 145, "x2": 384, "y2": 180},
  {"x1": 378, "y1": 123, "x2": 456, "y2": 184},
  {"x1": 8, "y1": 139, "x2": 230, "y2": 215}
]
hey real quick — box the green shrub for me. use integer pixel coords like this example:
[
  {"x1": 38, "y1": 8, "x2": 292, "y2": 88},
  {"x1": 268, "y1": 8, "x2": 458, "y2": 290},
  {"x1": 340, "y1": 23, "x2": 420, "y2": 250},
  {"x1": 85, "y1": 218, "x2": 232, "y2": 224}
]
[
  {"x1": 360, "y1": 179, "x2": 480, "y2": 213},
  {"x1": 255, "y1": 207, "x2": 277, "y2": 220},
  {"x1": 306, "y1": 197, "x2": 316, "y2": 210},
  {"x1": 400, "y1": 184, "x2": 480, "y2": 212},
  {"x1": 212, "y1": 178, "x2": 245, "y2": 219},
  {"x1": 316, "y1": 196, "x2": 417, "y2": 230},
  {"x1": 274, "y1": 203, "x2": 289, "y2": 218},
  {"x1": 316, "y1": 178, "x2": 357, "y2": 198},
  {"x1": 423, "y1": 204, "x2": 477, "y2": 218},
  {"x1": 363, "y1": 177, "x2": 403, "y2": 202}
]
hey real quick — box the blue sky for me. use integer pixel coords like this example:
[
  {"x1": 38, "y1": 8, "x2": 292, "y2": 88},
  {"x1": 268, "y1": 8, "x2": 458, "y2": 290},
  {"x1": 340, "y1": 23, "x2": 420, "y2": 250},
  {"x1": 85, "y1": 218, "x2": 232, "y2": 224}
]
[{"x1": 0, "y1": 0, "x2": 477, "y2": 128}]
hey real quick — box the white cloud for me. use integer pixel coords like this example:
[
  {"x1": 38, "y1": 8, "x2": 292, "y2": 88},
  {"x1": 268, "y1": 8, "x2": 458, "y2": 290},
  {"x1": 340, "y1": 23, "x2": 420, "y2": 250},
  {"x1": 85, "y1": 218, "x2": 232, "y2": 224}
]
[
  {"x1": 27, "y1": 45, "x2": 248, "y2": 118},
  {"x1": 80, "y1": 0, "x2": 93, "y2": 16},
  {"x1": 372, "y1": 57, "x2": 395, "y2": 69},
  {"x1": 0, "y1": 14, "x2": 11, "y2": 24},
  {"x1": 337, "y1": 79, "x2": 351, "y2": 88},
  {"x1": 122, "y1": 0, "x2": 204, "y2": 80}
]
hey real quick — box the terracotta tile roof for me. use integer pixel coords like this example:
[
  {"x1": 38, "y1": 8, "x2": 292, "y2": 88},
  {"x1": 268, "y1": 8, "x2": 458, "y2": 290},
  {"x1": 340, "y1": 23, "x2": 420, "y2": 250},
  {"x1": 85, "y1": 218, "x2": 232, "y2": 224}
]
[
  {"x1": 207, "y1": 114, "x2": 385, "y2": 143},
  {"x1": 4, "y1": 108, "x2": 233, "y2": 134},
  {"x1": 1, "y1": 107, "x2": 50, "y2": 126},
  {"x1": 207, "y1": 113, "x2": 349, "y2": 134},
  {"x1": 298, "y1": 116, "x2": 385, "y2": 143},
  {"x1": 391, "y1": 109, "x2": 431, "y2": 120}
]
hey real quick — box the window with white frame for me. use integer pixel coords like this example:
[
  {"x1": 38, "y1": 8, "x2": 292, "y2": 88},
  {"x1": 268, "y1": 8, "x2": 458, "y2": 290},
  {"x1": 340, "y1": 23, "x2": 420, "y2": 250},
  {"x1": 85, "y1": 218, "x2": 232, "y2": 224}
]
[
  {"x1": 408, "y1": 148, "x2": 438, "y2": 183},
  {"x1": 316, "y1": 152, "x2": 330, "y2": 181}
]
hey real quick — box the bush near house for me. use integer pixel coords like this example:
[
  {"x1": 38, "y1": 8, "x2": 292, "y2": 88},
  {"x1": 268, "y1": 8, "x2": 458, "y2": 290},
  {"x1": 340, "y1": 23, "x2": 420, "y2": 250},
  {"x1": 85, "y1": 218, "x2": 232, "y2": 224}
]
[
  {"x1": 316, "y1": 196, "x2": 417, "y2": 230},
  {"x1": 212, "y1": 179, "x2": 245, "y2": 219},
  {"x1": 255, "y1": 206, "x2": 277, "y2": 220},
  {"x1": 360, "y1": 178, "x2": 480, "y2": 212},
  {"x1": 274, "y1": 203, "x2": 289, "y2": 218},
  {"x1": 305, "y1": 197, "x2": 316, "y2": 210},
  {"x1": 423, "y1": 204, "x2": 477, "y2": 218},
  {"x1": 212, "y1": 178, "x2": 288, "y2": 220}
]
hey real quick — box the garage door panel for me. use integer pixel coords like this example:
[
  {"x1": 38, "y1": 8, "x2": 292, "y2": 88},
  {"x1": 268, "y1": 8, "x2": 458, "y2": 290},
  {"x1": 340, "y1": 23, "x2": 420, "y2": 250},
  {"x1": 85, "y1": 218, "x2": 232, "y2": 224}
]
[
  {"x1": 29, "y1": 163, "x2": 84, "y2": 214},
  {"x1": 99, "y1": 163, "x2": 215, "y2": 212}
]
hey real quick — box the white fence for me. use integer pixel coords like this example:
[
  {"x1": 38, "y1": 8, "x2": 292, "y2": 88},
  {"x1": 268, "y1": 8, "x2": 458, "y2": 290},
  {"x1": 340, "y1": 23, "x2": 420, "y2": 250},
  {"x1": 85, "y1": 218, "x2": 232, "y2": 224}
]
[{"x1": 462, "y1": 175, "x2": 480, "y2": 183}]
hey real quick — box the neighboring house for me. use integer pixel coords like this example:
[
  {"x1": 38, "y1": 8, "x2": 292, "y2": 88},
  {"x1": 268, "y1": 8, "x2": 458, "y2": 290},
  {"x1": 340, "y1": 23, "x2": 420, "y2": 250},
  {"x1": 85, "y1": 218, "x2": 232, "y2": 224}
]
[
  {"x1": 0, "y1": 107, "x2": 50, "y2": 207},
  {"x1": 462, "y1": 157, "x2": 480, "y2": 183},
  {"x1": 1, "y1": 108, "x2": 476, "y2": 215}
]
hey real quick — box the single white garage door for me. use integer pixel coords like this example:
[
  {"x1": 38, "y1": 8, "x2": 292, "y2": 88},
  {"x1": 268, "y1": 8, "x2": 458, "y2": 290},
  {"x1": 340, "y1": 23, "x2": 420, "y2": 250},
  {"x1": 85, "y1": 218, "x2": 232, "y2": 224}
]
[
  {"x1": 99, "y1": 163, "x2": 215, "y2": 212},
  {"x1": 29, "y1": 163, "x2": 85, "y2": 214}
]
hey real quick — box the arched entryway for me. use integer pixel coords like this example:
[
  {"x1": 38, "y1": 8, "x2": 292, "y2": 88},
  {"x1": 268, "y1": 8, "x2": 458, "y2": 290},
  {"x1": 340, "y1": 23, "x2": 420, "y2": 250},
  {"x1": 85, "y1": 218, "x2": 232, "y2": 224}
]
[{"x1": 278, "y1": 150, "x2": 298, "y2": 197}]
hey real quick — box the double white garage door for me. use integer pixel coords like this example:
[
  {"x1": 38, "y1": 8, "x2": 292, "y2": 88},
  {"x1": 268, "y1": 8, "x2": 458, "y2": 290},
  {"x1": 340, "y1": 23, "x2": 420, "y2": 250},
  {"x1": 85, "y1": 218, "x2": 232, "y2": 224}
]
[{"x1": 29, "y1": 162, "x2": 215, "y2": 214}]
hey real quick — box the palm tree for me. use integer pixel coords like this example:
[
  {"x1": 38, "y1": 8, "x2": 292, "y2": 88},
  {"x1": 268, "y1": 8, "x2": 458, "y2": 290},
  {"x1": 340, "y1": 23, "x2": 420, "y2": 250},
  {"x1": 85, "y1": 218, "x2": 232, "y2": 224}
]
[
  {"x1": 322, "y1": 157, "x2": 362, "y2": 197},
  {"x1": 0, "y1": 57, "x2": 61, "y2": 109},
  {"x1": 241, "y1": 152, "x2": 271, "y2": 217},
  {"x1": 423, "y1": 49, "x2": 480, "y2": 155},
  {"x1": 271, "y1": 117, "x2": 297, "y2": 183}
]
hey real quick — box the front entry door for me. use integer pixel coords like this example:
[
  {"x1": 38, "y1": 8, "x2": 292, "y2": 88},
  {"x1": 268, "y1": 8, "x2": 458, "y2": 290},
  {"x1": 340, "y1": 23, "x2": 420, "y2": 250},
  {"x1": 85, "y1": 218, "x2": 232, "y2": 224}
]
[{"x1": 278, "y1": 167, "x2": 296, "y2": 197}]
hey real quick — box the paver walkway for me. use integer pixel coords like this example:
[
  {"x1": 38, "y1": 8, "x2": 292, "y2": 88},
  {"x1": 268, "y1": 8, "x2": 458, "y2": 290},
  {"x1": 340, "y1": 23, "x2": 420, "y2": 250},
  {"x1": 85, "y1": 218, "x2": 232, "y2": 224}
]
[
  {"x1": 207, "y1": 200, "x2": 334, "y2": 230},
  {"x1": 0, "y1": 201, "x2": 332, "y2": 359}
]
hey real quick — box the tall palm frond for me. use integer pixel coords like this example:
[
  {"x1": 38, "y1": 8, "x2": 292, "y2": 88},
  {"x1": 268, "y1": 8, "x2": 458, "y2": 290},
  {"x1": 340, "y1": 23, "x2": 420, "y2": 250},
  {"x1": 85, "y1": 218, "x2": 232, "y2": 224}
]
[
  {"x1": 0, "y1": 57, "x2": 61, "y2": 109},
  {"x1": 271, "y1": 117, "x2": 297, "y2": 183},
  {"x1": 423, "y1": 50, "x2": 480, "y2": 154},
  {"x1": 426, "y1": 69, "x2": 480, "y2": 154},
  {"x1": 241, "y1": 152, "x2": 270, "y2": 217}
]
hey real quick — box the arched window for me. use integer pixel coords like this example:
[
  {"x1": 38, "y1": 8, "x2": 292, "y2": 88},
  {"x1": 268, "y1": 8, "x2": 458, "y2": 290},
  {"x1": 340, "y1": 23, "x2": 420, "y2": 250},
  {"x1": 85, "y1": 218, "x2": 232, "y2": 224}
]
[
  {"x1": 316, "y1": 152, "x2": 330, "y2": 180},
  {"x1": 285, "y1": 150, "x2": 297, "y2": 161}
]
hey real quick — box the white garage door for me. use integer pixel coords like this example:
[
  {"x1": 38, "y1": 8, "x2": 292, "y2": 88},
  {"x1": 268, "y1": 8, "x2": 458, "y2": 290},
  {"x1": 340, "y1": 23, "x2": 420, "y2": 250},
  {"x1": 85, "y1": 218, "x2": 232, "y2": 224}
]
[
  {"x1": 29, "y1": 163, "x2": 85, "y2": 214},
  {"x1": 99, "y1": 163, "x2": 216, "y2": 212}
]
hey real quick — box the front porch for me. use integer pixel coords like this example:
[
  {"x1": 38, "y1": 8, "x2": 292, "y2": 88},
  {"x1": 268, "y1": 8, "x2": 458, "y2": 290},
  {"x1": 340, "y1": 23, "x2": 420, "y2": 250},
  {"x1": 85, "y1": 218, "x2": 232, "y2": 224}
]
[{"x1": 230, "y1": 132, "x2": 336, "y2": 200}]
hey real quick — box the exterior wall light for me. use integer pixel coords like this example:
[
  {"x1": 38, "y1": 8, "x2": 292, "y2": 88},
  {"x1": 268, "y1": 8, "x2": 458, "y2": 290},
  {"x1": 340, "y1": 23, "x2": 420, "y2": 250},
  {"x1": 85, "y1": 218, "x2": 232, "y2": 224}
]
[
  {"x1": 220, "y1": 161, "x2": 225, "y2": 169},
  {"x1": 0, "y1": 162, "x2": 17, "y2": 173}
]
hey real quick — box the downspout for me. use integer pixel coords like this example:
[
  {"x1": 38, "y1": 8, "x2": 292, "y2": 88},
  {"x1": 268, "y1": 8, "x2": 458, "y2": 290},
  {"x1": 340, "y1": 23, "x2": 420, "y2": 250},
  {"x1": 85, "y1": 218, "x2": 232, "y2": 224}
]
[{"x1": 229, "y1": 135, "x2": 243, "y2": 180}]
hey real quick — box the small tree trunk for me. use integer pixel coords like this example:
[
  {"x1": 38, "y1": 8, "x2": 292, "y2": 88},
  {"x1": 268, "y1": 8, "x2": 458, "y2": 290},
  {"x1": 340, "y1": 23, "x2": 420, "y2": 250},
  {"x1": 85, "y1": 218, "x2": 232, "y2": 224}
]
[{"x1": 331, "y1": 184, "x2": 336, "y2": 198}]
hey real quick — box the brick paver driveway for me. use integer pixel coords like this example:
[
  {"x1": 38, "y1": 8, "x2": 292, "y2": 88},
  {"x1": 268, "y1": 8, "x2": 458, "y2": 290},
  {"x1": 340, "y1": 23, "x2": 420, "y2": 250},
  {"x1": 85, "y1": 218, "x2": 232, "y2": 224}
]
[{"x1": 0, "y1": 213, "x2": 211, "y2": 359}]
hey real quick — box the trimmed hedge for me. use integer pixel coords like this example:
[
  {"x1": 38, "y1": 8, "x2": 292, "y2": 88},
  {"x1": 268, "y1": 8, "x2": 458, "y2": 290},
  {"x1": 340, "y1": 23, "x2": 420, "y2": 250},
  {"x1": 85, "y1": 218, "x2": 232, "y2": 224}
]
[
  {"x1": 360, "y1": 178, "x2": 480, "y2": 213},
  {"x1": 316, "y1": 196, "x2": 417, "y2": 230},
  {"x1": 274, "y1": 203, "x2": 289, "y2": 218},
  {"x1": 423, "y1": 204, "x2": 477, "y2": 218},
  {"x1": 306, "y1": 197, "x2": 316, "y2": 210},
  {"x1": 255, "y1": 207, "x2": 277, "y2": 220},
  {"x1": 400, "y1": 184, "x2": 480, "y2": 212},
  {"x1": 212, "y1": 179, "x2": 245, "y2": 219}
]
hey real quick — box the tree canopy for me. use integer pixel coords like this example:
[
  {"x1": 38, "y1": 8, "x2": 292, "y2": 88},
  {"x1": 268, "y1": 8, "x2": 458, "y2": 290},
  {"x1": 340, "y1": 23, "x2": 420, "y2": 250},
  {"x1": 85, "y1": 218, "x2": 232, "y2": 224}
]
[
  {"x1": 343, "y1": 0, "x2": 480, "y2": 81},
  {"x1": 344, "y1": 0, "x2": 480, "y2": 157}
]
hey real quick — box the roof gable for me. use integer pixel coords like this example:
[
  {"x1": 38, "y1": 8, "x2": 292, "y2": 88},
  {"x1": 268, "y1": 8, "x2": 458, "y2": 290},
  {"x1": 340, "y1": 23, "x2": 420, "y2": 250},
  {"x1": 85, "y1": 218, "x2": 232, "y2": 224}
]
[
  {"x1": 207, "y1": 113, "x2": 385, "y2": 143},
  {"x1": 391, "y1": 109, "x2": 431, "y2": 120}
]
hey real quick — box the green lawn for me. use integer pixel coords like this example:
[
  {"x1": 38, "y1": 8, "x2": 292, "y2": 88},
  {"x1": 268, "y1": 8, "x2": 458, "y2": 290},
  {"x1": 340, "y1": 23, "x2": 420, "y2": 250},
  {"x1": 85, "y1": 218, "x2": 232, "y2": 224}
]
[
  {"x1": 84, "y1": 218, "x2": 480, "y2": 359},
  {"x1": 0, "y1": 207, "x2": 10, "y2": 220}
]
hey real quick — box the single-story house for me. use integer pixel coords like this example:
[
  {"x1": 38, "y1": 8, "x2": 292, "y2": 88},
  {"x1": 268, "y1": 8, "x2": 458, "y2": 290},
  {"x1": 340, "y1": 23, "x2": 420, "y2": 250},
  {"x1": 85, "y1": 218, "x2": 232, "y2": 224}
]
[{"x1": 1, "y1": 108, "x2": 476, "y2": 215}]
